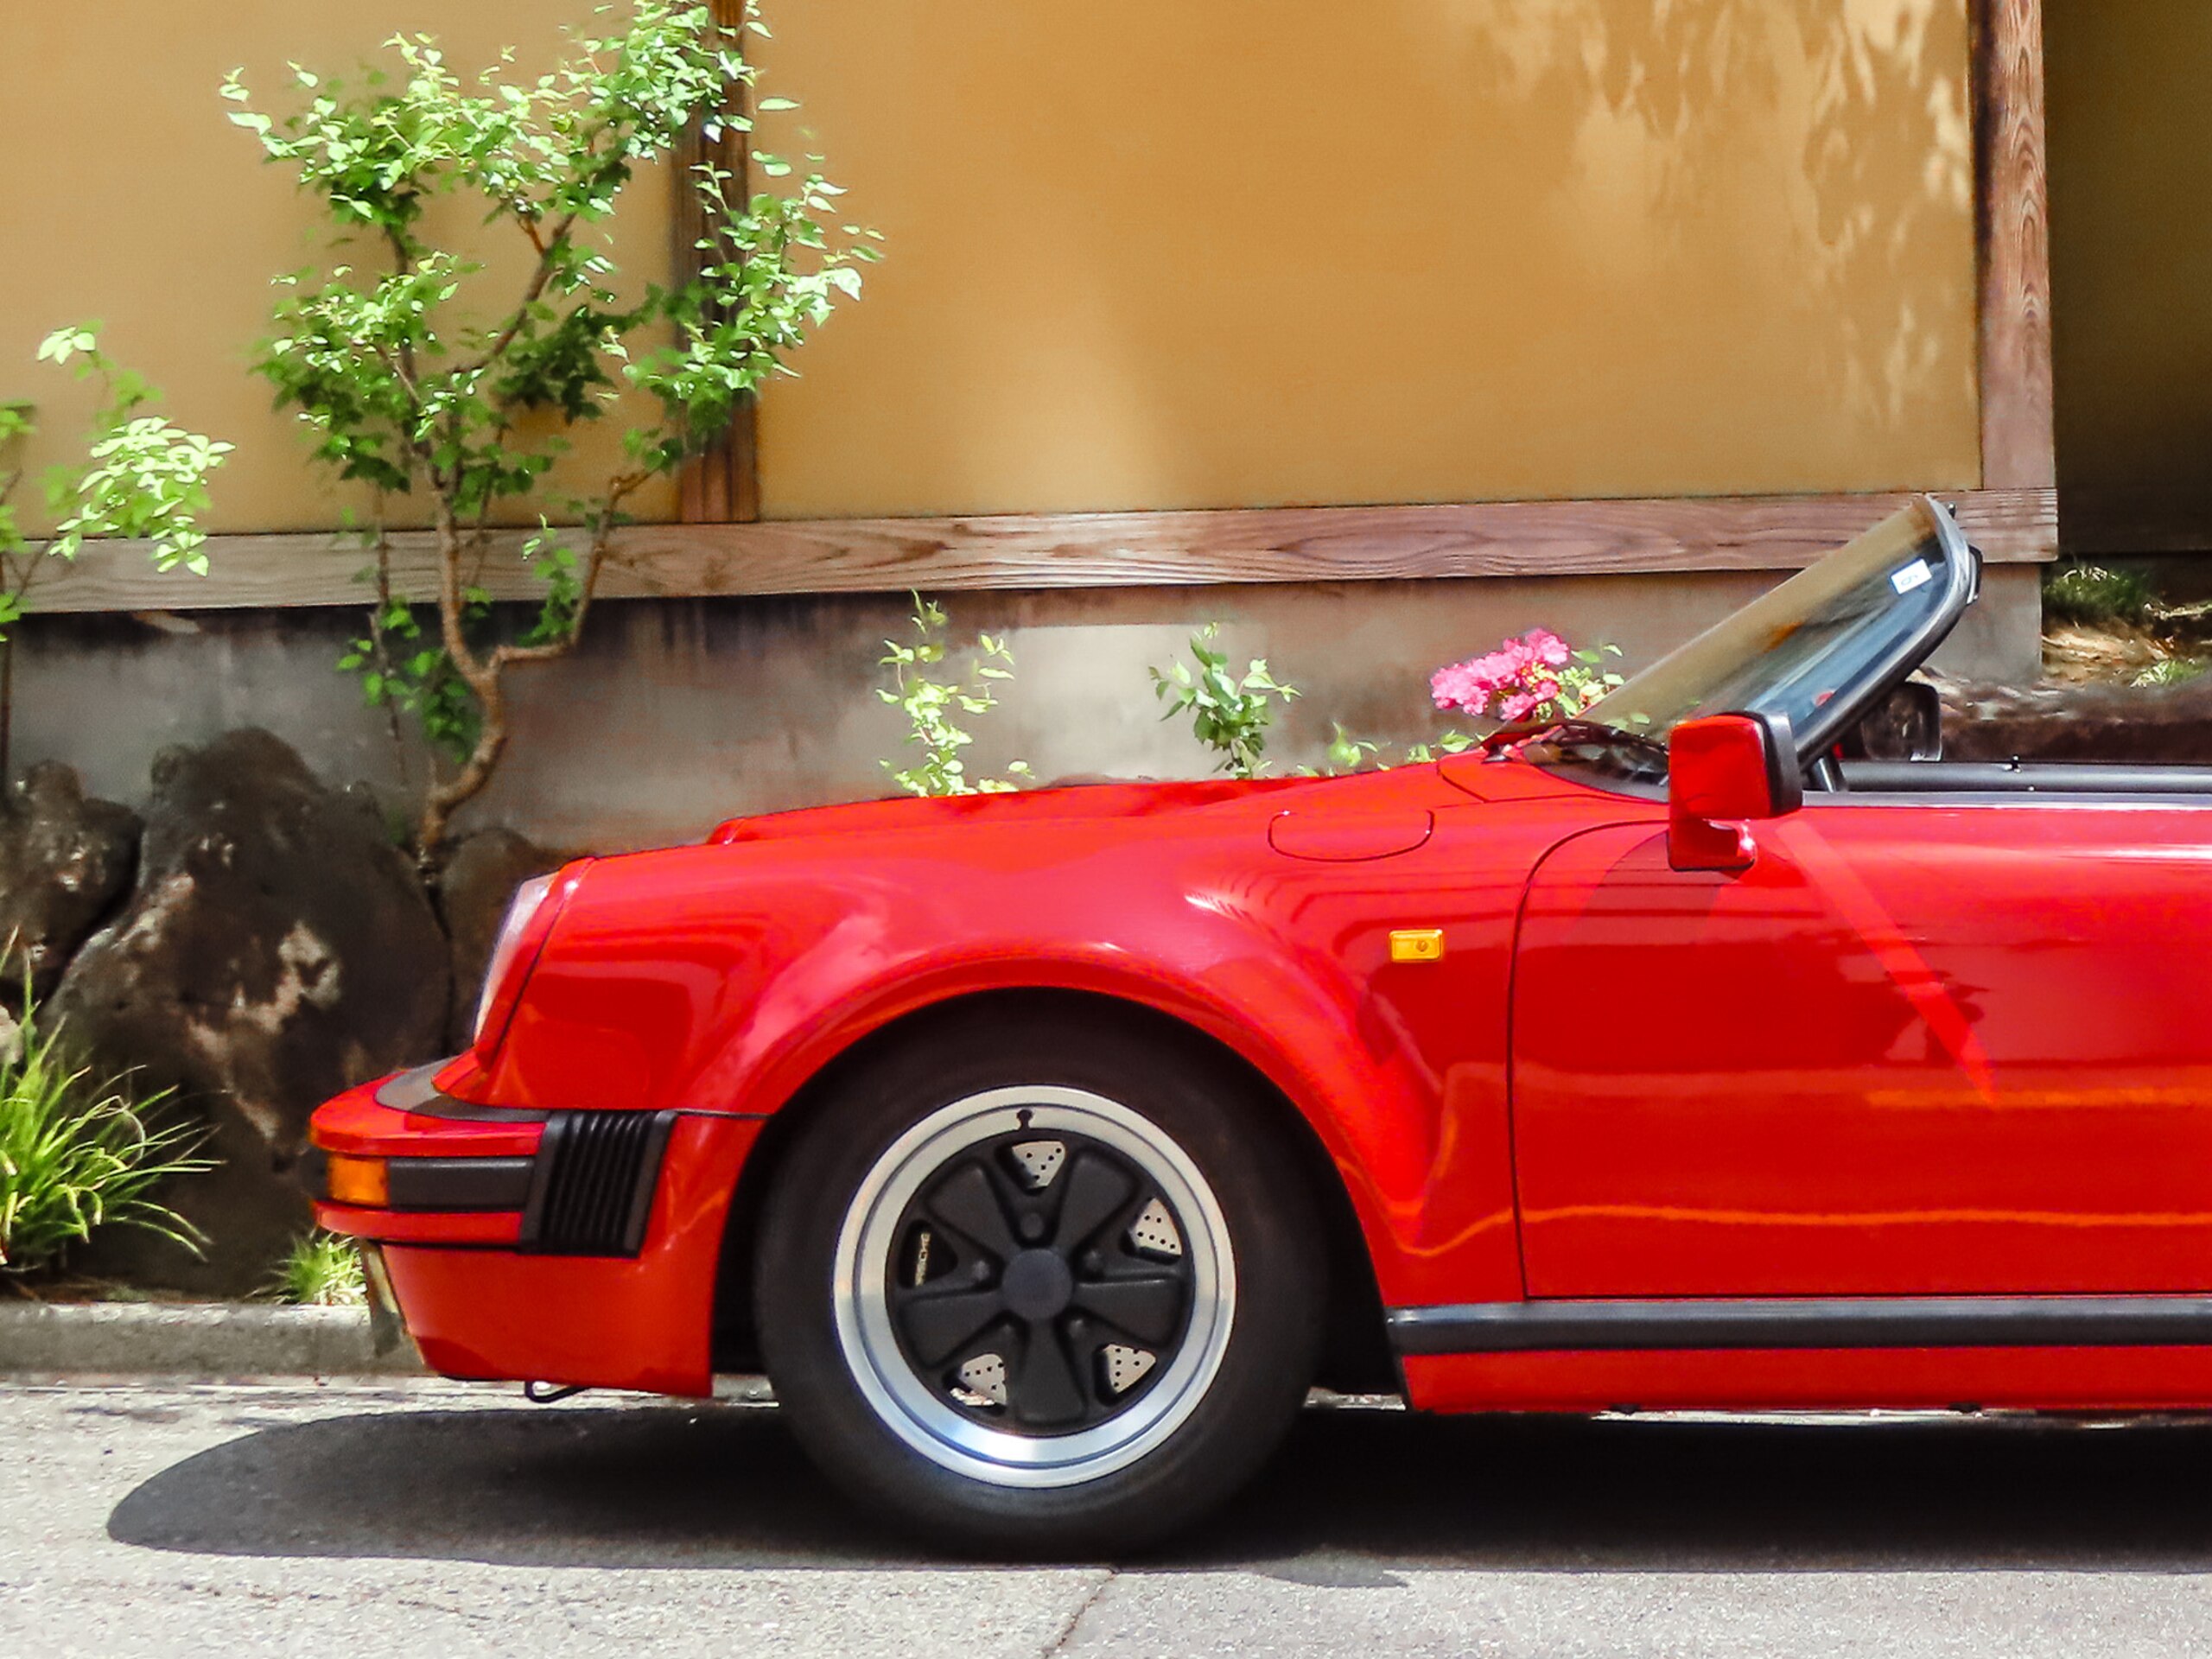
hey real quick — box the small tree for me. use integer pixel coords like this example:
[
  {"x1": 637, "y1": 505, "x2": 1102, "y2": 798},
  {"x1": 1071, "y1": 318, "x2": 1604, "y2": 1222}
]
[
  {"x1": 0, "y1": 327, "x2": 230, "y2": 784},
  {"x1": 225, "y1": 1, "x2": 875, "y2": 855}
]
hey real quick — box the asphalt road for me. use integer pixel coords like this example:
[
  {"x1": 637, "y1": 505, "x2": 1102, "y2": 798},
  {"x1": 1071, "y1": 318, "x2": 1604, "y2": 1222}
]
[{"x1": 7, "y1": 1380, "x2": 2212, "y2": 1656}]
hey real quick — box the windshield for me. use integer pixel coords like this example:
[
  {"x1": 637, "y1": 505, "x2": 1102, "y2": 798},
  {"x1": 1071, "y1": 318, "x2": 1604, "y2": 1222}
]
[{"x1": 1547, "y1": 499, "x2": 1968, "y2": 780}]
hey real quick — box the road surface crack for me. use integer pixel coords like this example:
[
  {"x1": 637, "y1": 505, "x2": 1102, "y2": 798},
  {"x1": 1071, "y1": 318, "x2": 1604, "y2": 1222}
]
[{"x1": 1041, "y1": 1568, "x2": 1116, "y2": 1656}]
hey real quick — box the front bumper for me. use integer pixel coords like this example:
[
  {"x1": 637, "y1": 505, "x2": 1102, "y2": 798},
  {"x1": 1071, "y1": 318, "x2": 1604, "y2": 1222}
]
[{"x1": 310, "y1": 1065, "x2": 765, "y2": 1396}]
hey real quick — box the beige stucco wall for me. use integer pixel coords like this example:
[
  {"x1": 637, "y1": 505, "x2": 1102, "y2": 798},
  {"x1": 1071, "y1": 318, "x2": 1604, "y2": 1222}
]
[
  {"x1": 0, "y1": 1, "x2": 681, "y2": 536},
  {"x1": 0, "y1": 2, "x2": 1981, "y2": 538},
  {"x1": 753, "y1": 0, "x2": 1982, "y2": 518}
]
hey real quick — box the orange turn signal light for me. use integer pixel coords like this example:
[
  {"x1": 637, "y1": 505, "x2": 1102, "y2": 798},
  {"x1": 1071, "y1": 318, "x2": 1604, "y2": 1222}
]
[{"x1": 326, "y1": 1154, "x2": 390, "y2": 1209}]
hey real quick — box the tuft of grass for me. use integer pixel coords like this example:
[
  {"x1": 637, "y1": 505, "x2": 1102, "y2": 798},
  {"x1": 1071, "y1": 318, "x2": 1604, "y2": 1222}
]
[
  {"x1": 2045, "y1": 562, "x2": 2160, "y2": 627},
  {"x1": 2133, "y1": 657, "x2": 2209, "y2": 690},
  {"x1": 0, "y1": 992, "x2": 208, "y2": 1276},
  {"x1": 270, "y1": 1230, "x2": 365, "y2": 1306}
]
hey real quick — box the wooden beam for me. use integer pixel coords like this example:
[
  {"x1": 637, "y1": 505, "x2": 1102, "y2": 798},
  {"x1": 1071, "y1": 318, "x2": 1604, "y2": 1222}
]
[
  {"x1": 22, "y1": 489, "x2": 2056, "y2": 616},
  {"x1": 1973, "y1": 0, "x2": 2056, "y2": 492},
  {"x1": 674, "y1": 0, "x2": 760, "y2": 524}
]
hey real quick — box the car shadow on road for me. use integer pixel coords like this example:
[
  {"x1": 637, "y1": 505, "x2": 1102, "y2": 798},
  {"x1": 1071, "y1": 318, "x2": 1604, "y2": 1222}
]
[{"x1": 106, "y1": 1401, "x2": 2212, "y2": 1575}]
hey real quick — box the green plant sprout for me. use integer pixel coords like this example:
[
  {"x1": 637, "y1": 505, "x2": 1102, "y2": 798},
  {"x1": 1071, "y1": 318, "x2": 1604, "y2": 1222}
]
[
  {"x1": 877, "y1": 594, "x2": 1031, "y2": 798},
  {"x1": 1400, "y1": 731, "x2": 1479, "y2": 765},
  {"x1": 269, "y1": 1230, "x2": 367, "y2": 1306},
  {"x1": 0, "y1": 327, "x2": 229, "y2": 780},
  {"x1": 2134, "y1": 657, "x2": 2209, "y2": 690},
  {"x1": 1152, "y1": 625, "x2": 1300, "y2": 779},
  {"x1": 1301, "y1": 724, "x2": 1479, "y2": 777}
]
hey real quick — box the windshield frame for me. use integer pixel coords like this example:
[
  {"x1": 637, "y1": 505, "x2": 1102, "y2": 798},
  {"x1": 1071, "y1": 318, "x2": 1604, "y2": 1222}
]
[
  {"x1": 1784, "y1": 496, "x2": 1978, "y2": 759},
  {"x1": 1546, "y1": 495, "x2": 1979, "y2": 780}
]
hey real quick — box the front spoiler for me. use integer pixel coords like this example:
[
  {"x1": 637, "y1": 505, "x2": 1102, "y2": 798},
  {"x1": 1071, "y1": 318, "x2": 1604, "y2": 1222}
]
[{"x1": 310, "y1": 1073, "x2": 766, "y2": 1396}]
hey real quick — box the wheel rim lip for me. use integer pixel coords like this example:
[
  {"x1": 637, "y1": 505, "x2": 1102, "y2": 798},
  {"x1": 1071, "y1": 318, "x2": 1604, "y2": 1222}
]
[{"x1": 832, "y1": 1084, "x2": 1236, "y2": 1490}]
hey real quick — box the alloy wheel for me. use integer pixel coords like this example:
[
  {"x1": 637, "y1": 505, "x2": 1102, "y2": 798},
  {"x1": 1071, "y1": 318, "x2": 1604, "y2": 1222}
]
[{"x1": 832, "y1": 1085, "x2": 1236, "y2": 1488}]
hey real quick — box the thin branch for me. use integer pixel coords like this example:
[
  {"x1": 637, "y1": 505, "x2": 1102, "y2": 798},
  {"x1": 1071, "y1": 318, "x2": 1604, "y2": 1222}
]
[
  {"x1": 466, "y1": 207, "x2": 584, "y2": 378},
  {"x1": 365, "y1": 521, "x2": 411, "y2": 790},
  {"x1": 383, "y1": 225, "x2": 423, "y2": 391},
  {"x1": 429, "y1": 499, "x2": 491, "y2": 690},
  {"x1": 461, "y1": 113, "x2": 629, "y2": 380},
  {"x1": 489, "y1": 469, "x2": 646, "y2": 669}
]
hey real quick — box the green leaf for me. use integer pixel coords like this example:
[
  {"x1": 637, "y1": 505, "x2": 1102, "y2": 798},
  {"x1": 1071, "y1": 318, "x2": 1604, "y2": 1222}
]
[{"x1": 223, "y1": 1, "x2": 878, "y2": 823}]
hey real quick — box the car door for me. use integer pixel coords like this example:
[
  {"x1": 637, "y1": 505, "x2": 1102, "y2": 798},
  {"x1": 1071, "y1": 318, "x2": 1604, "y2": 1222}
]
[{"x1": 1510, "y1": 796, "x2": 2212, "y2": 1298}]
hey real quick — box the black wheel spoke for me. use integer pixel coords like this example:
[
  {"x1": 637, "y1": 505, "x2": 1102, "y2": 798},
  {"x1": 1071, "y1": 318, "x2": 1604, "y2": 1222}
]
[
  {"x1": 1010, "y1": 1322, "x2": 1090, "y2": 1427},
  {"x1": 924, "y1": 1160, "x2": 1021, "y2": 1262},
  {"x1": 872, "y1": 1119, "x2": 1213, "y2": 1442},
  {"x1": 1052, "y1": 1151, "x2": 1135, "y2": 1254},
  {"x1": 894, "y1": 1286, "x2": 1007, "y2": 1368},
  {"x1": 1071, "y1": 1269, "x2": 1185, "y2": 1345}
]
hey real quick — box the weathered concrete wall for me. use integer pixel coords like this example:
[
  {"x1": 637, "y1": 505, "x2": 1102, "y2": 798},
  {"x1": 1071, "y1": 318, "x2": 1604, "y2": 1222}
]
[{"x1": 14, "y1": 569, "x2": 2039, "y2": 852}]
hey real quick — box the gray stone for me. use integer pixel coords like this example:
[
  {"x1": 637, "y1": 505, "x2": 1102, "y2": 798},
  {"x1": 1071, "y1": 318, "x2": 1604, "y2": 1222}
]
[
  {"x1": 434, "y1": 826, "x2": 567, "y2": 1050},
  {"x1": 54, "y1": 728, "x2": 449, "y2": 1295},
  {"x1": 0, "y1": 1300, "x2": 423, "y2": 1377},
  {"x1": 0, "y1": 760, "x2": 140, "y2": 1001}
]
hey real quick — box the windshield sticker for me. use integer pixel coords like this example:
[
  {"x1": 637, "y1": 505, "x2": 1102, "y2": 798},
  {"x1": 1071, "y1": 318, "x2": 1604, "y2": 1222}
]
[{"x1": 1891, "y1": 559, "x2": 1934, "y2": 595}]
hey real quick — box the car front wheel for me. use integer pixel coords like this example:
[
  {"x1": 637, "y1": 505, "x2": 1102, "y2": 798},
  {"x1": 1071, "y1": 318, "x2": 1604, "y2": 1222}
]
[{"x1": 753, "y1": 1012, "x2": 1324, "y2": 1554}]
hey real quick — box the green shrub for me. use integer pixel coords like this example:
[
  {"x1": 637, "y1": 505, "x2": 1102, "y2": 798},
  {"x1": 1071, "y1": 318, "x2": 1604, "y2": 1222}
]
[
  {"x1": 2045, "y1": 563, "x2": 2158, "y2": 627},
  {"x1": 270, "y1": 1230, "x2": 366, "y2": 1306},
  {"x1": 0, "y1": 327, "x2": 229, "y2": 781},
  {"x1": 1152, "y1": 625, "x2": 1300, "y2": 779},
  {"x1": 2133, "y1": 657, "x2": 2209, "y2": 690},
  {"x1": 0, "y1": 997, "x2": 208, "y2": 1275}
]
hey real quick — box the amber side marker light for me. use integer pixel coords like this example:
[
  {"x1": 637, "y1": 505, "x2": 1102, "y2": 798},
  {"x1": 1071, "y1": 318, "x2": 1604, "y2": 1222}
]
[
  {"x1": 326, "y1": 1154, "x2": 390, "y2": 1208},
  {"x1": 1389, "y1": 928, "x2": 1446, "y2": 963}
]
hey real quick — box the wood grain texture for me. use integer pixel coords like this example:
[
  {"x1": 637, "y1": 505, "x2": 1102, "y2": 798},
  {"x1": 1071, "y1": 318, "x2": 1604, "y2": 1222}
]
[
  {"x1": 22, "y1": 490, "x2": 2056, "y2": 616},
  {"x1": 674, "y1": 0, "x2": 760, "y2": 524},
  {"x1": 1974, "y1": 0, "x2": 2057, "y2": 491}
]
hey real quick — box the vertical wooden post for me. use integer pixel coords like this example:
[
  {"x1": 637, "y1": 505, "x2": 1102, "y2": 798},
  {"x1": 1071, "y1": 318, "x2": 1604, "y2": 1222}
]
[
  {"x1": 1973, "y1": 0, "x2": 2056, "y2": 493},
  {"x1": 676, "y1": 0, "x2": 761, "y2": 524}
]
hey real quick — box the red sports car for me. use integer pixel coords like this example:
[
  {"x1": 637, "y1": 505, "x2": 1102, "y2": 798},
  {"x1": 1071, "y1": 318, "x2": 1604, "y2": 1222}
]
[{"x1": 313, "y1": 497, "x2": 2212, "y2": 1552}]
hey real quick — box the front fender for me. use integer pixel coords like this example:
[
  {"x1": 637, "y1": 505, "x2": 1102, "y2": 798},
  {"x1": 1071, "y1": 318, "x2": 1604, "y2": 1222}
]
[{"x1": 475, "y1": 827, "x2": 1524, "y2": 1307}]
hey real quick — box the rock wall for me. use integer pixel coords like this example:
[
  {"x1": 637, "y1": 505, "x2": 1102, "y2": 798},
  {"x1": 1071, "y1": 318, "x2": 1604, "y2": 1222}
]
[
  {"x1": 14, "y1": 734, "x2": 544, "y2": 1297},
  {"x1": 0, "y1": 762, "x2": 139, "y2": 1002}
]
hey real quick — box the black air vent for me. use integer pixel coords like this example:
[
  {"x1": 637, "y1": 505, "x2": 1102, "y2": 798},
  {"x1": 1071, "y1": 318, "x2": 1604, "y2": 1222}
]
[{"x1": 524, "y1": 1110, "x2": 677, "y2": 1255}]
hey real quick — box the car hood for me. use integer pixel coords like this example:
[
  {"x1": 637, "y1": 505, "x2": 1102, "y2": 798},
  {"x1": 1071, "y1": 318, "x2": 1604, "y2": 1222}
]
[{"x1": 708, "y1": 775, "x2": 1315, "y2": 847}]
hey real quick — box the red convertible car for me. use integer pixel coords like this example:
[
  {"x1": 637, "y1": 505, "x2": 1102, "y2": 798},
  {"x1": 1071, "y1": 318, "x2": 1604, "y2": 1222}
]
[{"x1": 313, "y1": 497, "x2": 2212, "y2": 1551}]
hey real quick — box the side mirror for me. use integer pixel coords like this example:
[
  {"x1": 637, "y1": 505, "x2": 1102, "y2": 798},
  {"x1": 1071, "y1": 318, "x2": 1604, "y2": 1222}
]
[{"x1": 1668, "y1": 711, "x2": 1801, "y2": 872}]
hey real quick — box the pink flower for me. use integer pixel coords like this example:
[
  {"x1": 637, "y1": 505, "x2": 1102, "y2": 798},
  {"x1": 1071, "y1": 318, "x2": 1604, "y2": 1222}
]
[
  {"x1": 1524, "y1": 629, "x2": 1571, "y2": 668},
  {"x1": 1433, "y1": 628, "x2": 1601, "y2": 724},
  {"x1": 1429, "y1": 664, "x2": 1478, "y2": 712}
]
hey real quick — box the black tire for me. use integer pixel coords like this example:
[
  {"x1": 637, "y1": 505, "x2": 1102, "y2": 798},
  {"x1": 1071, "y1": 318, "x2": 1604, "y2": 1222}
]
[{"x1": 753, "y1": 1005, "x2": 1325, "y2": 1556}]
